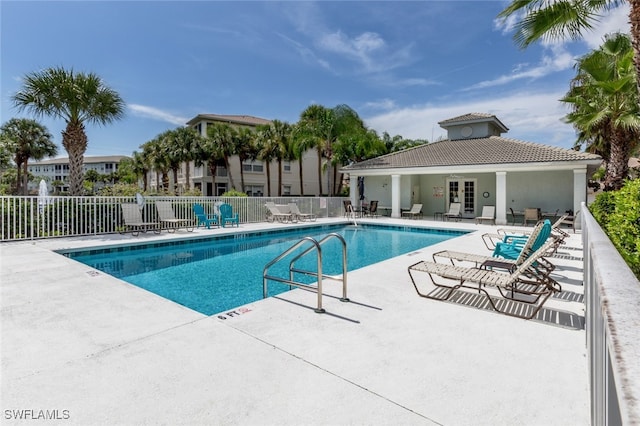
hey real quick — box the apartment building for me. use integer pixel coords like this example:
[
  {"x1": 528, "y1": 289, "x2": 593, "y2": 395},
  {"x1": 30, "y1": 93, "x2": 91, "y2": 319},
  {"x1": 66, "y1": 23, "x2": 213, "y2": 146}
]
[
  {"x1": 27, "y1": 155, "x2": 129, "y2": 193},
  {"x1": 164, "y1": 113, "x2": 330, "y2": 196}
]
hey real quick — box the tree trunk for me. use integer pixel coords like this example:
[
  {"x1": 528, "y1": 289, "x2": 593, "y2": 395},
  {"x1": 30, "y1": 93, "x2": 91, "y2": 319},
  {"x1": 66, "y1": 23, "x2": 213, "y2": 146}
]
[
  {"x1": 265, "y1": 163, "x2": 272, "y2": 196},
  {"x1": 629, "y1": 0, "x2": 640, "y2": 105},
  {"x1": 604, "y1": 128, "x2": 634, "y2": 191},
  {"x1": 208, "y1": 161, "x2": 218, "y2": 196},
  {"x1": 224, "y1": 156, "x2": 236, "y2": 190},
  {"x1": 184, "y1": 162, "x2": 191, "y2": 191},
  {"x1": 171, "y1": 167, "x2": 179, "y2": 195},
  {"x1": 316, "y1": 147, "x2": 323, "y2": 195},
  {"x1": 298, "y1": 156, "x2": 304, "y2": 196},
  {"x1": 238, "y1": 156, "x2": 246, "y2": 193},
  {"x1": 61, "y1": 121, "x2": 88, "y2": 196},
  {"x1": 22, "y1": 161, "x2": 29, "y2": 195},
  {"x1": 14, "y1": 157, "x2": 22, "y2": 195},
  {"x1": 277, "y1": 159, "x2": 283, "y2": 196}
]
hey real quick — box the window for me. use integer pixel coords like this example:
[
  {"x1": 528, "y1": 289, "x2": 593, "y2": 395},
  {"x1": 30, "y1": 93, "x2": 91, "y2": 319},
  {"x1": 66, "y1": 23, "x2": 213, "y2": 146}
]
[
  {"x1": 217, "y1": 166, "x2": 227, "y2": 177},
  {"x1": 284, "y1": 161, "x2": 291, "y2": 173},
  {"x1": 282, "y1": 185, "x2": 291, "y2": 195},
  {"x1": 245, "y1": 185, "x2": 264, "y2": 197},
  {"x1": 105, "y1": 163, "x2": 113, "y2": 170},
  {"x1": 242, "y1": 161, "x2": 264, "y2": 173}
]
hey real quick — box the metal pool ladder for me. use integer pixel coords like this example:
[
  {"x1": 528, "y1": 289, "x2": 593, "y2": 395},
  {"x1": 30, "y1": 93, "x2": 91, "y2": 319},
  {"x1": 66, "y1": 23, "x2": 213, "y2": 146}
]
[{"x1": 262, "y1": 233, "x2": 349, "y2": 313}]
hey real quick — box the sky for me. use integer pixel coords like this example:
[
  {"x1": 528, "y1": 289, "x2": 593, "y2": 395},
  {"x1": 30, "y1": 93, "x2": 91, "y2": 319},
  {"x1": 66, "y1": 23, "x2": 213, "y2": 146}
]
[{"x1": 0, "y1": 0, "x2": 632, "y2": 158}]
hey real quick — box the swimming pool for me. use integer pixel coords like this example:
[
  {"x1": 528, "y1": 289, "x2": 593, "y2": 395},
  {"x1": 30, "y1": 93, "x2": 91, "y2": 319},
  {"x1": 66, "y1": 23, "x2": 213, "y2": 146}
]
[{"x1": 63, "y1": 224, "x2": 467, "y2": 315}]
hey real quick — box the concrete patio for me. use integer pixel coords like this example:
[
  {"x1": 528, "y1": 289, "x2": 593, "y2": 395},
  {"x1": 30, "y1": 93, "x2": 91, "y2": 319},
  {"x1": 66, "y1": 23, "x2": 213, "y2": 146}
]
[{"x1": 1, "y1": 218, "x2": 588, "y2": 425}]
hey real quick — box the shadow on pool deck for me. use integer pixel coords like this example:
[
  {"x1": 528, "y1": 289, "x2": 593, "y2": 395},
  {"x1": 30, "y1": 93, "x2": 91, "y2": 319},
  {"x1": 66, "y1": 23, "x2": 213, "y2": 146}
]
[{"x1": 0, "y1": 218, "x2": 588, "y2": 425}]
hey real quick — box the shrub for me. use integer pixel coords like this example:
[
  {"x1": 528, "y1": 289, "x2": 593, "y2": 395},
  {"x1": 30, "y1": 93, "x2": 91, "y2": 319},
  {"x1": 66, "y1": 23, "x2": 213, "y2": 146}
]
[
  {"x1": 591, "y1": 179, "x2": 640, "y2": 277},
  {"x1": 221, "y1": 189, "x2": 247, "y2": 197}
]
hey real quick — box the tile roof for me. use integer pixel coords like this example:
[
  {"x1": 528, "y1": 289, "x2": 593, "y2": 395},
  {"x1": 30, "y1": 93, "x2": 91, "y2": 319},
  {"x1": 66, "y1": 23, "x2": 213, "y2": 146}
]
[
  {"x1": 186, "y1": 114, "x2": 272, "y2": 127},
  {"x1": 31, "y1": 155, "x2": 130, "y2": 165},
  {"x1": 342, "y1": 136, "x2": 602, "y2": 171}
]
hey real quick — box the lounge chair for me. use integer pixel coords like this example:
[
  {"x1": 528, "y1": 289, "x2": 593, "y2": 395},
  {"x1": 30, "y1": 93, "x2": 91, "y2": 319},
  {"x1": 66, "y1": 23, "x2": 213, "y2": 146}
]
[
  {"x1": 288, "y1": 203, "x2": 316, "y2": 222},
  {"x1": 433, "y1": 220, "x2": 556, "y2": 274},
  {"x1": 407, "y1": 239, "x2": 561, "y2": 320},
  {"x1": 475, "y1": 205, "x2": 495, "y2": 224},
  {"x1": 493, "y1": 219, "x2": 552, "y2": 260},
  {"x1": 402, "y1": 204, "x2": 423, "y2": 219},
  {"x1": 443, "y1": 202, "x2": 461, "y2": 221},
  {"x1": 265, "y1": 202, "x2": 297, "y2": 223},
  {"x1": 219, "y1": 203, "x2": 239, "y2": 227},
  {"x1": 193, "y1": 203, "x2": 218, "y2": 229},
  {"x1": 120, "y1": 203, "x2": 160, "y2": 236},
  {"x1": 481, "y1": 214, "x2": 569, "y2": 250},
  {"x1": 155, "y1": 201, "x2": 194, "y2": 233}
]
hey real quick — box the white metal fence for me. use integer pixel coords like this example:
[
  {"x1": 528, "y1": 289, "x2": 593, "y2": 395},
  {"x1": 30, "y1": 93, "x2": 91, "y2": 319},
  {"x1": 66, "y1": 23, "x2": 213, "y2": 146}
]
[
  {"x1": 582, "y1": 204, "x2": 640, "y2": 425},
  {"x1": 0, "y1": 196, "x2": 348, "y2": 241}
]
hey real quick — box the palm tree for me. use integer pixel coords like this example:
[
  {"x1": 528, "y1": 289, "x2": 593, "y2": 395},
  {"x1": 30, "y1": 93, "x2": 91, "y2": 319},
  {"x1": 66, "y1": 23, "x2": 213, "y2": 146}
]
[
  {"x1": 497, "y1": 0, "x2": 640, "y2": 98},
  {"x1": 12, "y1": 67, "x2": 125, "y2": 195},
  {"x1": 195, "y1": 129, "x2": 226, "y2": 195},
  {"x1": 291, "y1": 123, "x2": 316, "y2": 196},
  {"x1": 270, "y1": 120, "x2": 292, "y2": 196},
  {"x1": 207, "y1": 123, "x2": 238, "y2": 190},
  {"x1": 0, "y1": 118, "x2": 57, "y2": 194},
  {"x1": 562, "y1": 33, "x2": 640, "y2": 190},
  {"x1": 160, "y1": 127, "x2": 203, "y2": 194},
  {"x1": 255, "y1": 124, "x2": 277, "y2": 196},
  {"x1": 130, "y1": 150, "x2": 150, "y2": 191},
  {"x1": 234, "y1": 127, "x2": 258, "y2": 193},
  {"x1": 296, "y1": 104, "x2": 334, "y2": 195},
  {"x1": 142, "y1": 137, "x2": 170, "y2": 193}
]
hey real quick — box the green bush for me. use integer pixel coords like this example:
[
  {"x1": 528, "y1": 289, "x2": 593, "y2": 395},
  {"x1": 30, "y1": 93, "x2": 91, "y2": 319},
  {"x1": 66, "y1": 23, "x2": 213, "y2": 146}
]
[
  {"x1": 590, "y1": 179, "x2": 640, "y2": 277},
  {"x1": 221, "y1": 189, "x2": 247, "y2": 197}
]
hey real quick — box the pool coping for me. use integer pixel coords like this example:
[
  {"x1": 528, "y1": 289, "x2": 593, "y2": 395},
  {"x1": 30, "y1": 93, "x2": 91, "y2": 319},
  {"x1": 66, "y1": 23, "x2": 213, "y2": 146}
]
[{"x1": 1, "y1": 217, "x2": 589, "y2": 425}]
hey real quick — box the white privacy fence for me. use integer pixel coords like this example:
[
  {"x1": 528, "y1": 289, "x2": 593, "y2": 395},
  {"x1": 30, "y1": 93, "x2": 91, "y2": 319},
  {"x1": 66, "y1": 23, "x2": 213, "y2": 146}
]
[
  {"x1": 582, "y1": 204, "x2": 640, "y2": 425},
  {"x1": 0, "y1": 196, "x2": 347, "y2": 241}
]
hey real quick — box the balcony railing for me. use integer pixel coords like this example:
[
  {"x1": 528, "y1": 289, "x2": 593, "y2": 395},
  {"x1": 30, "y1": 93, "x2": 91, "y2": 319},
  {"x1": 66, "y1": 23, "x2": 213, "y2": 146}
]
[
  {"x1": 0, "y1": 196, "x2": 347, "y2": 241},
  {"x1": 582, "y1": 204, "x2": 640, "y2": 425}
]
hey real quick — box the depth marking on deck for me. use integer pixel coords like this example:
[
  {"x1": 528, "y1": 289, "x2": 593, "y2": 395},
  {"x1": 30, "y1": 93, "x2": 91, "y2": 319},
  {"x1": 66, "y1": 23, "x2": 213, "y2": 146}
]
[{"x1": 216, "y1": 307, "x2": 253, "y2": 320}]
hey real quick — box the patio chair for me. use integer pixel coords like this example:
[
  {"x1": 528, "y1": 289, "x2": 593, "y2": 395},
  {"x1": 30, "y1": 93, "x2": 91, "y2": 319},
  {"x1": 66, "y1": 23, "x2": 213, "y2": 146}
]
[
  {"x1": 407, "y1": 239, "x2": 561, "y2": 320},
  {"x1": 474, "y1": 205, "x2": 495, "y2": 224},
  {"x1": 402, "y1": 204, "x2": 423, "y2": 219},
  {"x1": 193, "y1": 203, "x2": 218, "y2": 229},
  {"x1": 523, "y1": 208, "x2": 541, "y2": 226},
  {"x1": 443, "y1": 202, "x2": 462, "y2": 221},
  {"x1": 265, "y1": 202, "x2": 297, "y2": 223},
  {"x1": 433, "y1": 219, "x2": 556, "y2": 274},
  {"x1": 481, "y1": 214, "x2": 570, "y2": 250},
  {"x1": 155, "y1": 201, "x2": 194, "y2": 233},
  {"x1": 120, "y1": 203, "x2": 160, "y2": 236},
  {"x1": 493, "y1": 219, "x2": 553, "y2": 260},
  {"x1": 219, "y1": 203, "x2": 239, "y2": 227},
  {"x1": 288, "y1": 203, "x2": 316, "y2": 222},
  {"x1": 367, "y1": 200, "x2": 379, "y2": 218}
]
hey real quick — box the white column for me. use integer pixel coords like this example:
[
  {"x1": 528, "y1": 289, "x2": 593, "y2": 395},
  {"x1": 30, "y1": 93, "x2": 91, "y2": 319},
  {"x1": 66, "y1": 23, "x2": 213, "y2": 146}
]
[
  {"x1": 350, "y1": 175, "x2": 358, "y2": 207},
  {"x1": 495, "y1": 171, "x2": 507, "y2": 225},
  {"x1": 573, "y1": 169, "x2": 587, "y2": 229},
  {"x1": 391, "y1": 174, "x2": 401, "y2": 218}
]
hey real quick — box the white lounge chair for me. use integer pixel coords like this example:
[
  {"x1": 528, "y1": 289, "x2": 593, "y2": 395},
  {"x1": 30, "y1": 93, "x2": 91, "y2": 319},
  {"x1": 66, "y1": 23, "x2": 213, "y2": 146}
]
[
  {"x1": 402, "y1": 204, "x2": 423, "y2": 219},
  {"x1": 288, "y1": 203, "x2": 316, "y2": 222},
  {"x1": 120, "y1": 203, "x2": 159, "y2": 236},
  {"x1": 265, "y1": 202, "x2": 297, "y2": 223},
  {"x1": 475, "y1": 205, "x2": 495, "y2": 224},
  {"x1": 155, "y1": 201, "x2": 194, "y2": 233},
  {"x1": 443, "y1": 202, "x2": 462, "y2": 221}
]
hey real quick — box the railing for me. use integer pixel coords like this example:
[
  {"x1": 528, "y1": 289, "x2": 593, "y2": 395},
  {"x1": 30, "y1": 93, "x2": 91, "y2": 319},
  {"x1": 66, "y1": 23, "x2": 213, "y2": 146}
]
[
  {"x1": 582, "y1": 203, "x2": 640, "y2": 425},
  {"x1": 262, "y1": 233, "x2": 349, "y2": 313},
  {"x1": 0, "y1": 196, "x2": 348, "y2": 241}
]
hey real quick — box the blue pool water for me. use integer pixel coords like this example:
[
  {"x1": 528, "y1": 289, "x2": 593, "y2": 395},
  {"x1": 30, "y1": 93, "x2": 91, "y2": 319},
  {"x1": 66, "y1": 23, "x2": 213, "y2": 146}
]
[{"x1": 63, "y1": 224, "x2": 466, "y2": 315}]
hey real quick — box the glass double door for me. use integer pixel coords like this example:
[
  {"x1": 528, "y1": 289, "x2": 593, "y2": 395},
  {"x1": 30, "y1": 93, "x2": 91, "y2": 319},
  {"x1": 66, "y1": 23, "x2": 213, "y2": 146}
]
[{"x1": 446, "y1": 179, "x2": 476, "y2": 217}]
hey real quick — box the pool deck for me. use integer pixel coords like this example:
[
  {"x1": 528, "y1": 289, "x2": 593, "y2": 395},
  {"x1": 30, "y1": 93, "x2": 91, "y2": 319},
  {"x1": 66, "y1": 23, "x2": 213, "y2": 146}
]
[{"x1": 1, "y1": 218, "x2": 588, "y2": 425}]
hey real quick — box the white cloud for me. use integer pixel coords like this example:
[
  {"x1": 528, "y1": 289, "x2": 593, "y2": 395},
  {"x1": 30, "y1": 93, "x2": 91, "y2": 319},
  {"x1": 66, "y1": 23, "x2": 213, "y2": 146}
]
[
  {"x1": 363, "y1": 98, "x2": 397, "y2": 111},
  {"x1": 463, "y1": 44, "x2": 575, "y2": 91},
  {"x1": 128, "y1": 104, "x2": 188, "y2": 126},
  {"x1": 582, "y1": 3, "x2": 631, "y2": 48},
  {"x1": 363, "y1": 90, "x2": 577, "y2": 148}
]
